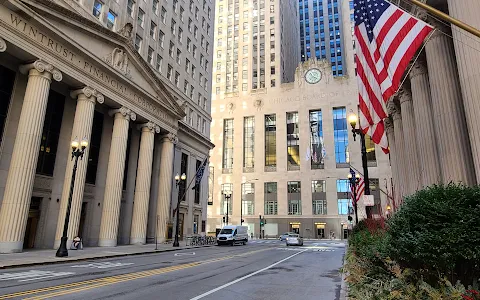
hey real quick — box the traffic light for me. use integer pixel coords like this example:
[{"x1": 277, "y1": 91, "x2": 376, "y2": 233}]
[
  {"x1": 222, "y1": 216, "x2": 226, "y2": 223},
  {"x1": 259, "y1": 215, "x2": 264, "y2": 226},
  {"x1": 348, "y1": 215, "x2": 353, "y2": 222},
  {"x1": 241, "y1": 219, "x2": 244, "y2": 223}
]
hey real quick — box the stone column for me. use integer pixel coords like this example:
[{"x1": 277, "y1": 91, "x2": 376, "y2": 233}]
[
  {"x1": 387, "y1": 100, "x2": 407, "y2": 200},
  {"x1": 409, "y1": 55, "x2": 442, "y2": 187},
  {"x1": 384, "y1": 118, "x2": 401, "y2": 208},
  {"x1": 447, "y1": 0, "x2": 480, "y2": 183},
  {"x1": 397, "y1": 86, "x2": 421, "y2": 193},
  {"x1": 130, "y1": 122, "x2": 160, "y2": 245},
  {"x1": 0, "y1": 60, "x2": 62, "y2": 253},
  {"x1": 156, "y1": 133, "x2": 177, "y2": 243},
  {"x1": 54, "y1": 87, "x2": 104, "y2": 249},
  {"x1": 424, "y1": 20, "x2": 476, "y2": 185},
  {"x1": 98, "y1": 107, "x2": 136, "y2": 247}
]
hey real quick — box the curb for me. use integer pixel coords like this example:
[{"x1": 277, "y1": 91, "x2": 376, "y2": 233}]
[
  {"x1": 339, "y1": 242, "x2": 349, "y2": 300},
  {"x1": 0, "y1": 245, "x2": 214, "y2": 270}
]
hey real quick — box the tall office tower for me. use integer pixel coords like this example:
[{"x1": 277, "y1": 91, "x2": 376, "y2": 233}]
[
  {"x1": 299, "y1": 0, "x2": 354, "y2": 76},
  {"x1": 213, "y1": 0, "x2": 300, "y2": 94}
]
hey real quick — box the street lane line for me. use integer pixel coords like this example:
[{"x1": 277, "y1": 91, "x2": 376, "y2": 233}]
[{"x1": 189, "y1": 249, "x2": 308, "y2": 300}]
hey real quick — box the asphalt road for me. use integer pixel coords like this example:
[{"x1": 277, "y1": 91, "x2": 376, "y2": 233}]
[{"x1": 0, "y1": 240, "x2": 346, "y2": 300}]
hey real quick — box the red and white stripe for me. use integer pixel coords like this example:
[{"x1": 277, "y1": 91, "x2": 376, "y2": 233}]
[
  {"x1": 351, "y1": 177, "x2": 365, "y2": 204},
  {"x1": 355, "y1": 2, "x2": 433, "y2": 153}
]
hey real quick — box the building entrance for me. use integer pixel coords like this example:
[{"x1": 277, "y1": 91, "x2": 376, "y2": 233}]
[
  {"x1": 315, "y1": 223, "x2": 326, "y2": 239},
  {"x1": 23, "y1": 197, "x2": 42, "y2": 249},
  {"x1": 289, "y1": 223, "x2": 300, "y2": 234}
]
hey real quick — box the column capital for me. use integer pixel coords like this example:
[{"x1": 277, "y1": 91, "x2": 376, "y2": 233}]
[
  {"x1": 384, "y1": 117, "x2": 394, "y2": 134},
  {"x1": 387, "y1": 99, "x2": 401, "y2": 120},
  {"x1": 409, "y1": 54, "x2": 428, "y2": 80},
  {"x1": 161, "y1": 132, "x2": 178, "y2": 144},
  {"x1": 19, "y1": 60, "x2": 62, "y2": 82},
  {"x1": 398, "y1": 86, "x2": 413, "y2": 104},
  {"x1": 0, "y1": 37, "x2": 6, "y2": 52},
  {"x1": 70, "y1": 87, "x2": 104, "y2": 104},
  {"x1": 109, "y1": 106, "x2": 137, "y2": 121},
  {"x1": 138, "y1": 121, "x2": 161, "y2": 133}
]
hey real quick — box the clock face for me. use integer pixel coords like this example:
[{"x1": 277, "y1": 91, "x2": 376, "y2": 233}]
[{"x1": 305, "y1": 68, "x2": 322, "y2": 84}]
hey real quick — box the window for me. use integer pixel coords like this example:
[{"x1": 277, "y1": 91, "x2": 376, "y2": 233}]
[
  {"x1": 207, "y1": 24, "x2": 211, "y2": 36},
  {"x1": 242, "y1": 183, "x2": 255, "y2": 215},
  {"x1": 187, "y1": 38, "x2": 191, "y2": 52},
  {"x1": 204, "y1": 78, "x2": 208, "y2": 91},
  {"x1": 174, "y1": 71, "x2": 180, "y2": 87},
  {"x1": 333, "y1": 107, "x2": 349, "y2": 164},
  {"x1": 173, "y1": 0, "x2": 178, "y2": 13},
  {"x1": 137, "y1": 8, "x2": 145, "y2": 27},
  {"x1": 202, "y1": 119, "x2": 206, "y2": 134},
  {"x1": 221, "y1": 184, "x2": 233, "y2": 215},
  {"x1": 156, "y1": 54, "x2": 162, "y2": 71},
  {"x1": 194, "y1": 26, "x2": 198, "y2": 39},
  {"x1": 191, "y1": 64, "x2": 196, "y2": 78},
  {"x1": 161, "y1": 6, "x2": 167, "y2": 23},
  {"x1": 171, "y1": 19, "x2": 176, "y2": 35},
  {"x1": 178, "y1": 153, "x2": 188, "y2": 202},
  {"x1": 243, "y1": 45, "x2": 248, "y2": 54},
  {"x1": 264, "y1": 182, "x2": 278, "y2": 215},
  {"x1": 93, "y1": 0, "x2": 102, "y2": 18},
  {"x1": 86, "y1": 111, "x2": 104, "y2": 184},
  {"x1": 365, "y1": 134, "x2": 377, "y2": 164},
  {"x1": 159, "y1": 30, "x2": 165, "y2": 47},
  {"x1": 152, "y1": 0, "x2": 158, "y2": 14},
  {"x1": 270, "y1": 5, "x2": 275, "y2": 13},
  {"x1": 242, "y1": 83, "x2": 247, "y2": 91},
  {"x1": 271, "y1": 79, "x2": 275, "y2": 87},
  {"x1": 217, "y1": 50, "x2": 222, "y2": 58},
  {"x1": 186, "y1": 58, "x2": 191, "y2": 73},
  {"x1": 337, "y1": 179, "x2": 353, "y2": 215},
  {"x1": 188, "y1": 18, "x2": 193, "y2": 32},
  {"x1": 208, "y1": 7, "x2": 211, "y2": 19},
  {"x1": 265, "y1": 114, "x2": 276, "y2": 167},
  {"x1": 309, "y1": 110, "x2": 324, "y2": 169},
  {"x1": 217, "y1": 62, "x2": 221, "y2": 70},
  {"x1": 312, "y1": 180, "x2": 327, "y2": 215},
  {"x1": 183, "y1": 80, "x2": 188, "y2": 94},
  {"x1": 150, "y1": 21, "x2": 157, "y2": 39},
  {"x1": 36, "y1": 90, "x2": 64, "y2": 176},
  {"x1": 167, "y1": 64, "x2": 173, "y2": 81},
  {"x1": 169, "y1": 41, "x2": 175, "y2": 57},
  {"x1": 127, "y1": 0, "x2": 135, "y2": 17},
  {"x1": 134, "y1": 34, "x2": 142, "y2": 51},
  {"x1": 222, "y1": 119, "x2": 234, "y2": 170},
  {"x1": 147, "y1": 47, "x2": 154, "y2": 65},
  {"x1": 180, "y1": 6, "x2": 185, "y2": 21},
  {"x1": 195, "y1": 7, "x2": 199, "y2": 19},
  {"x1": 107, "y1": 10, "x2": 116, "y2": 29},
  {"x1": 286, "y1": 112, "x2": 300, "y2": 170},
  {"x1": 190, "y1": 85, "x2": 194, "y2": 99},
  {"x1": 176, "y1": 49, "x2": 181, "y2": 64},
  {"x1": 189, "y1": 0, "x2": 194, "y2": 12},
  {"x1": 243, "y1": 117, "x2": 255, "y2": 169},
  {"x1": 178, "y1": 27, "x2": 183, "y2": 43},
  {"x1": 194, "y1": 160, "x2": 202, "y2": 204},
  {"x1": 287, "y1": 181, "x2": 302, "y2": 215},
  {"x1": 337, "y1": 199, "x2": 350, "y2": 215},
  {"x1": 203, "y1": 97, "x2": 207, "y2": 110},
  {"x1": 216, "y1": 87, "x2": 220, "y2": 94},
  {"x1": 193, "y1": 46, "x2": 198, "y2": 58}
]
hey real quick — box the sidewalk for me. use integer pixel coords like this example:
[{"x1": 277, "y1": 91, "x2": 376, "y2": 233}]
[{"x1": 0, "y1": 242, "x2": 213, "y2": 269}]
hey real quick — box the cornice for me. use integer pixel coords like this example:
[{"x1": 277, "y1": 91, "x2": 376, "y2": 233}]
[{"x1": 178, "y1": 122, "x2": 215, "y2": 150}]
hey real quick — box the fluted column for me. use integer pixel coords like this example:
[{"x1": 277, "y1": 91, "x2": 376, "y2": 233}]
[
  {"x1": 409, "y1": 55, "x2": 442, "y2": 187},
  {"x1": 387, "y1": 100, "x2": 407, "y2": 200},
  {"x1": 156, "y1": 133, "x2": 177, "y2": 243},
  {"x1": 0, "y1": 60, "x2": 62, "y2": 253},
  {"x1": 130, "y1": 122, "x2": 160, "y2": 245},
  {"x1": 424, "y1": 20, "x2": 476, "y2": 185},
  {"x1": 98, "y1": 107, "x2": 136, "y2": 247},
  {"x1": 397, "y1": 86, "x2": 421, "y2": 193},
  {"x1": 54, "y1": 87, "x2": 104, "y2": 249},
  {"x1": 384, "y1": 118, "x2": 401, "y2": 208},
  {"x1": 447, "y1": 0, "x2": 480, "y2": 183}
]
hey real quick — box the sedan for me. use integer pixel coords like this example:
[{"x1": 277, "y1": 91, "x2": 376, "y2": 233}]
[
  {"x1": 279, "y1": 232, "x2": 295, "y2": 241},
  {"x1": 286, "y1": 234, "x2": 303, "y2": 246}
]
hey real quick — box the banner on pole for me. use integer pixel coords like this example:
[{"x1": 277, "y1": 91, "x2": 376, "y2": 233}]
[{"x1": 362, "y1": 195, "x2": 374, "y2": 207}]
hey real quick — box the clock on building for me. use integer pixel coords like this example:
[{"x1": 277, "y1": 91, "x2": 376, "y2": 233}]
[{"x1": 305, "y1": 68, "x2": 322, "y2": 84}]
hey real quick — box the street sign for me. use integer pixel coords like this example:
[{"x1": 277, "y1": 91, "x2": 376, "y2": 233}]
[{"x1": 362, "y1": 195, "x2": 374, "y2": 206}]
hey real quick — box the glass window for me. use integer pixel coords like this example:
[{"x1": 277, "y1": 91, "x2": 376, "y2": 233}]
[
  {"x1": 147, "y1": 47, "x2": 154, "y2": 64},
  {"x1": 86, "y1": 110, "x2": 104, "y2": 184},
  {"x1": 264, "y1": 182, "x2": 278, "y2": 215},
  {"x1": 127, "y1": 0, "x2": 135, "y2": 16},
  {"x1": 179, "y1": 153, "x2": 188, "y2": 202},
  {"x1": 137, "y1": 8, "x2": 145, "y2": 27},
  {"x1": 150, "y1": 21, "x2": 157, "y2": 38},
  {"x1": 134, "y1": 34, "x2": 142, "y2": 51},
  {"x1": 243, "y1": 116, "x2": 255, "y2": 169},
  {"x1": 286, "y1": 112, "x2": 300, "y2": 169},
  {"x1": 167, "y1": 64, "x2": 173, "y2": 81},
  {"x1": 242, "y1": 183, "x2": 255, "y2": 215},
  {"x1": 174, "y1": 71, "x2": 180, "y2": 87},
  {"x1": 222, "y1": 119, "x2": 234, "y2": 170},
  {"x1": 287, "y1": 181, "x2": 301, "y2": 215},
  {"x1": 265, "y1": 114, "x2": 276, "y2": 167},
  {"x1": 313, "y1": 200, "x2": 327, "y2": 215},
  {"x1": 152, "y1": 0, "x2": 158, "y2": 14},
  {"x1": 176, "y1": 49, "x2": 181, "y2": 64},
  {"x1": 221, "y1": 183, "x2": 233, "y2": 215},
  {"x1": 337, "y1": 199, "x2": 351, "y2": 215},
  {"x1": 93, "y1": 0, "x2": 102, "y2": 18},
  {"x1": 194, "y1": 160, "x2": 201, "y2": 204},
  {"x1": 161, "y1": 6, "x2": 167, "y2": 23},
  {"x1": 107, "y1": 10, "x2": 116, "y2": 29},
  {"x1": 365, "y1": 134, "x2": 377, "y2": 163},
  {"x1": 169, "y1": 41, "x2": 174, "y2": 57},
  {"x1": 159, "y1": 30, "x2": 165, "y2": 47},
  {"x1": 156, "y1": 54, "x2": 163, "y2": 71},
  {"x1": 333, "y1": 107, "x2": 349, "y2": 164},
  {"x1": 309, "y1": 110, "x2": 324, "y2": 169}
]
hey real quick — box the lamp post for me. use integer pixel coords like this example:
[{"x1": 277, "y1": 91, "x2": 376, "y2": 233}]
[
  {"x1": 56, "y1": 138, "x2": 88, "y2": 257},
  {"x1": 348, "y1": 172, "x2": 361, "y2": 225},
  {"x1": 348, "y1": 113, "x2": 372, "y2": 218},
  {"x1": 223, "y1": 191, "x2": 232, "y2": 226},
  {"x1": 241, "y1": 179, "x2": 258, "y2": 226},
  {"x1": 173, "y1": 172, "x2": 186, "y2": 247}
]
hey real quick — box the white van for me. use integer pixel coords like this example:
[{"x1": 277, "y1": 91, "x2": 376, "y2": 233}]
[{"x1": 216, "y1": 225, "x2": 248, "y2": 245}]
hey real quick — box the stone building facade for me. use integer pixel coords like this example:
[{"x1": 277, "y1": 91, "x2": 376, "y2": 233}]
[{"x1": 0, "y1": 0, "x2": 213, "y2": 253}]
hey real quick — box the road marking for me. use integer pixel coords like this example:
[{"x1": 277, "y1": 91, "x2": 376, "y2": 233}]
[
  {"x1": 189, "y1": 249, "x2": 308, "y2": 300},
  {"x1": 0, "y1": 248, "x2": 270, "y2": 300},
  {"x1": 71, "y1": 262, "x2": 134, "y2": 269},
  {"x1": 275, "y1": 247, "x2": 304, "y2": 251},
  {"x1": 0, "y1": 271, "x2": 75, "y2": 282},
  {"x1": 174, "y1": 252, "x2": 196, "y2": 256}
]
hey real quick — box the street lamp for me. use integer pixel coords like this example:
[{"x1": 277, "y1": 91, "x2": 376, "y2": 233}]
[
  {"x1": 348, "y1": 113, "x2": 372, "y2": 218},
  {"x1": 241, "y1": 179, "x2": 258, "y2": 226},
  {"x1": 173, "y1": 173, "x2": 187, "y2": 247},
  {"x1": 223, "y1": 191, "x2": 232, "y2": 226},
  {"x1": 348, "y1": 172, "x2": 361, "y2": 225},
  {"x1": 56, "y1": 138, "x2": 88, "y2": 257}
]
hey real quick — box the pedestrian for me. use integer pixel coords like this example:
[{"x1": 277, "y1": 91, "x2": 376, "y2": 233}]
[{"x1": 70, "y1": 236, "x2": 83, "y2": 250}]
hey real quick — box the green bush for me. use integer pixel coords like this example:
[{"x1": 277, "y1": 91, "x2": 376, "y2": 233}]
[{"x1": 387, "y1": 184, "x2": 480, "y2": 286}]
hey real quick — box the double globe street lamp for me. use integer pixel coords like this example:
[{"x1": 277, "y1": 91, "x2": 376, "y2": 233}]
[
  {"x1": 223, "y1": 190, "x2": 232, "y2": 226},
  {"x1": 56, "y1": 138, "x2": 88, "y2": 257},
  {"x1": 173, "y1": 173, "x2": 186, "y2": 247}
]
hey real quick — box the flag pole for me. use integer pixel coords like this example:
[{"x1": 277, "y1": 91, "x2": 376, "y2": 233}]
[{"x1": 406, "y1": 0, "x2": 480, "y2": 39}]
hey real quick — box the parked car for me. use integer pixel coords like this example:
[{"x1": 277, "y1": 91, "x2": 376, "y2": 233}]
[
  {"x1": 286, "y1": 234, "x2": 303, "y2": 246},
  {"x1": 279, "y1": 232, "x2": 296, "y2": 241}
]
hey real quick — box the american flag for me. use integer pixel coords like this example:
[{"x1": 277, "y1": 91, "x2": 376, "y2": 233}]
[
  {"x1": 354, "y1": 0, "x2": 433, "y2": 153},
  {"x1": 192, "y1": 157, "x2": 208, "y2": 190},
  {"x1": 350, "y1": 171, "x2": 365, "y2": 204}
]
